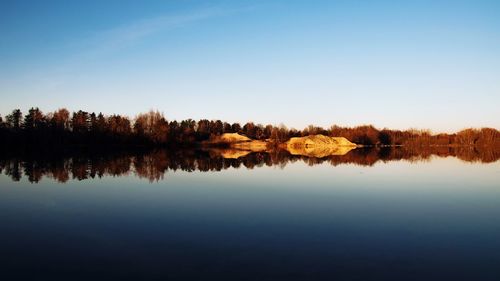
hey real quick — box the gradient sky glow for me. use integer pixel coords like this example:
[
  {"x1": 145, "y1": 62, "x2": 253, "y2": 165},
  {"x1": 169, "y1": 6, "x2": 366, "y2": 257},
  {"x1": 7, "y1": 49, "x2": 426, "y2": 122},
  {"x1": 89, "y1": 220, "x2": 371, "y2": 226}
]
[{"x1": 1, "y1": 0, "x2": 499, "y2": 132}]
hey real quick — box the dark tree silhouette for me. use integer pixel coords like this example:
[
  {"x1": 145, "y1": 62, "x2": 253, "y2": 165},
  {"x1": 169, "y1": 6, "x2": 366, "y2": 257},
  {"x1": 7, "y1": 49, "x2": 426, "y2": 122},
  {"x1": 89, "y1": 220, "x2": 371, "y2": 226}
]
[
  {"x1": 378, "y1": 130, "x2": 392, "y2": 145},
  {"x1": 50, "y1": 108, "x2": 70, "y2": 131},
  {"x1": 24, "y1": 107, "x2": 46, "y2": 131},
  {"x1": 231, "y1": 123, "x2": 241, "y2": 133},
  {"x1": 6, "y1": 109, "x2": 22, "y2": 129},
  {"x1": 72, "y1": 110, "x2": 89, "y2": 134}
]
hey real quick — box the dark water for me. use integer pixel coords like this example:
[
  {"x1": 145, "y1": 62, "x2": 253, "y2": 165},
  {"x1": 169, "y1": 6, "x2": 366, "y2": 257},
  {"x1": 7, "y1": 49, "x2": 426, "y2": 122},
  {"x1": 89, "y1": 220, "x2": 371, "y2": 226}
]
[{"x1": 0, "y1": 148, "x2": 499, "y2": 280}]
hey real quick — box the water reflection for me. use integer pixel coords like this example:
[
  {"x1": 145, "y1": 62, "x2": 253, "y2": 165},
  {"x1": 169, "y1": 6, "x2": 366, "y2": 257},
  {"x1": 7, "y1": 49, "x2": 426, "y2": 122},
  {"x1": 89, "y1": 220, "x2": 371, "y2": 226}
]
[
  {"x1": 1, "y1": 147, "x2": 499, "y2": 280},
  {"x1": 0, "y1": 146, "x2": 498, "y2": 183}
]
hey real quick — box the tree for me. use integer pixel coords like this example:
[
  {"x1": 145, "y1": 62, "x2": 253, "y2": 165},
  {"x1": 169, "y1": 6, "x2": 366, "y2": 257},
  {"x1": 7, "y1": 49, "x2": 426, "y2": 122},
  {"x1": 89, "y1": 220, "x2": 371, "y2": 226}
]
[
  {"x1": 197, "y1": 119, "x2": 210, "y2": 140},
  {"x1": 278, "y1": 124, "x2": 289, "y2": 142},
  {"x1": 96, "y1": 113, "x2": 107, "y2": 133},
  {"x1": 302, "y1": 124, "x2": 326, "y2": 136},
  {"x1": 477, "y1": 128, "x2": 498, "y2": 146},
  {"x1": 231, "y1": 123, "x2": 241, "y2": 134},
  {"x1": 263, "y1": 125, "x2": 273, "y2": 139},
  {"x1": 134, "y1": 111, "x2": 169, "y2": 143},
  {"x1": 223, "y1": 122, "x2": 232, "y2": 133},
  {"x1": 350, "y1": 125, "x2": 379, "y2": 145},
  {"x1": 179, "y1": 119, "x2": 196, "y2": 143},
  {"x1": 378, "y1": 129, "x2": 392, "y2": 145},
  {"x1": 51, "y1": 108, "x2": 70, "y2": 130},
  {"x1": 169, "y1": 120, "x2": 179, "y2": 142},
  {"x1": 107, "y1": 115, "x2": 131, "y2": 139},
  {"x1": 255, "y1": 124, "x2": 264, "y2": 140},
  {"x1": 151, "y1": 116, "x2": 169, "y2": 144},
  {"x1": 24, "y1": 107, "x2": 45, "y2": 130},
  {"x1": 243, "y1": 122, "x2": 256, "y2": 138},
  {"x1": 89, "y1": 112, "x2": 97, "y2": 132},
  {"x1": 456, "y1": 128, "x2": 479, "y2": 145},
  {"x1": 212, "y1": 120, "x2": 224, "y2": 136},
  {"x1": 6, "y1": 109, "x2": 22, "y2": 129},
  {"x1": 72, "y1": 110, "x2": 89, "y2": 133},
  {"x1": 270, "y1": 125, "x2": 289, "y2": 143}
]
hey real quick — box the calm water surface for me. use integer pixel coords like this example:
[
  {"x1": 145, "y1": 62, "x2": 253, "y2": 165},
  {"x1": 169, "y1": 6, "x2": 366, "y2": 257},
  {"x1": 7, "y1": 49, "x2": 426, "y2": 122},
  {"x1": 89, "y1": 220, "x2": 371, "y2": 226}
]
[{"x1": 0, "y1": 152, "x2": 499, "y2": 280}]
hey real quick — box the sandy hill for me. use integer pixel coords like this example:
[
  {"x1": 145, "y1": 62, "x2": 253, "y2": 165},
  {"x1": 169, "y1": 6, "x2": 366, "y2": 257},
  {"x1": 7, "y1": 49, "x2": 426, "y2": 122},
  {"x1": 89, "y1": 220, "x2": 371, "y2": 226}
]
[
  {"x1": 214, "y1": 133, "x2": 252, "y2": 143},
  {"x1": 285, "y1": 135, "x2": 356, "y2": 157},
  {"x1": 209, "y1": 148, "x2": 252, "y2": 159},
  {"x1": 287, "y1": 135, "x2": 356, "y2": 148}
]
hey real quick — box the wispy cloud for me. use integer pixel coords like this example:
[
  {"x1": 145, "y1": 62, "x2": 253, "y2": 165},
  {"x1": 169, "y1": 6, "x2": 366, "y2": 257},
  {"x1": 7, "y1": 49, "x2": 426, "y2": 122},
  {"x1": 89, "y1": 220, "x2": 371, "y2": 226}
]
[
  {"x1": 75, "y1": 6, "x2": 247, "y2": 58},
  {"x1": 35, "y1": 6, "x2": 252, "y2": 88},
  {"x1": 2, "y1": 6, "x2": 250, "y2": 95},
  {"x1": 5, "y1": 4, "x2": 259, "y2": 95}
]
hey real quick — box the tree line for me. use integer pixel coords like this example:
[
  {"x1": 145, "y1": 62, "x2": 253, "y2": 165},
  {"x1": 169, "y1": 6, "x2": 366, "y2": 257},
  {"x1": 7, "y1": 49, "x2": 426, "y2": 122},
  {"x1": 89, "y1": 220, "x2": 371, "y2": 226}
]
[{"x1": 0, "y1": 107, "x2": 498, "y2": 149}]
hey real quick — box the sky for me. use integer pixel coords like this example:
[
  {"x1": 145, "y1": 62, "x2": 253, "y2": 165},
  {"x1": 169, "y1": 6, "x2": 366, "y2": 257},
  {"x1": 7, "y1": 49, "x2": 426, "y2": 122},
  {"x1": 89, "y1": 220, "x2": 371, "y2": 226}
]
[{"x1": 0, "y1": 0, "x2": 499, "y2": 132}]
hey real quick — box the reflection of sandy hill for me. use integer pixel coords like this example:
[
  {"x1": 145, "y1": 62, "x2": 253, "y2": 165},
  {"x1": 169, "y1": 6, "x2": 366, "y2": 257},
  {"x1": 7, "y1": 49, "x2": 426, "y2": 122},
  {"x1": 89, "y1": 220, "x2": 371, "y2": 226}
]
[
  {"x1": 286, "y1": 135, "x2": 356, "y2": 157},
  {"x1": 231, "y1": 140, "x2": 268, "y2": 152},
  {"x1": 210, "y1": 149, "x2": 252, "y2": 159}
]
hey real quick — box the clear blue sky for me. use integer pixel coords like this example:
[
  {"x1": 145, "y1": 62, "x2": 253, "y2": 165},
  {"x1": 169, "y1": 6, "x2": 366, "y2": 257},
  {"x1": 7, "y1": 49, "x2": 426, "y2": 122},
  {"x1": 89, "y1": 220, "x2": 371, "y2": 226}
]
[{"x1": 1, "y1": 0, "x2": 499, "y2": 132}]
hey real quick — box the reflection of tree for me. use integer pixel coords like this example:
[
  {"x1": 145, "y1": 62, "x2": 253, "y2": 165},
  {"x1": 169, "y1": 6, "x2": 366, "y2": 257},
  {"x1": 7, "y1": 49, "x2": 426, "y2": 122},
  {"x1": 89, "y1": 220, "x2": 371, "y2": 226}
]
[
  {"x1": 23, "y1": 159, "x2": 44, "y2": 183},
  {"x1": 134, "y1": 151, "x2": 170, "y2": 182},
  {"x1": 0, "y1": 146, "x2": 498, "y2": 184},
  {"x1": 50, "y1": 160, "x2": 70, "y2": 183},
  {"x1": 2, "y1": 158, "x2": 22, "y2": 182}
]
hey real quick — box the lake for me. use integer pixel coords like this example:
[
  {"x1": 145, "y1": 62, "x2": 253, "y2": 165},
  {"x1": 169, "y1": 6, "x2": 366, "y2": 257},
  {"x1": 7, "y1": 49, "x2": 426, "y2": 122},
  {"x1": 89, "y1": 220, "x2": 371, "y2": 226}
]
[{"x1": 0, "y1": 148, "x2": 499, "y2": 280}]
